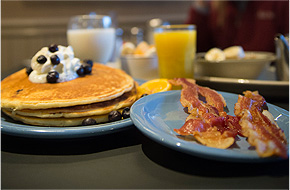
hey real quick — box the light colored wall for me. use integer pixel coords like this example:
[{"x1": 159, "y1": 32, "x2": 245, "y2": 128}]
[{"x1": 1, "y1": 1, "x2": 192, "y2": 78}]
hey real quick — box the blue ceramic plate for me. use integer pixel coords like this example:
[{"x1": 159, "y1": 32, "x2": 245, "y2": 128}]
[
  {"x1": 1, "y1": 115, "x2": 133, "y2": 139},
  {"x1": 1, "y1": 79, "x2": 145, "y2": 139},
  {"x1": 1, "y1": 114, "x2": 133, "y2": 139},
  {"x1": 130, "y1": 90, "x2": 289, "y2": 162}
]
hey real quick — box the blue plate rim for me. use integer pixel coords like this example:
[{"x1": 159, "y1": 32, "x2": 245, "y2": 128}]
[{"x1": 1, "y1": 114, "x2": 133, "y2": 139}]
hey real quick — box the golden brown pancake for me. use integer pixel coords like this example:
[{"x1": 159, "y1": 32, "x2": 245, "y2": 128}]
[
  {"x1": 1, "y1": 63, "x2": 138, "y2": 127},
  {"x1": 1, "y1": 63, "x2": 135, "y2": 110},
  {"x1": 2, "y1": 108, "x2": 112, "y2": 127},
  {"x1": 6, "y1": 85, "x2": 137, "y2": 118}
]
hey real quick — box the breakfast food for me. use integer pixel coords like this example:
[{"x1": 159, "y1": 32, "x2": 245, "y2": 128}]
[
  {"x1": 170, "y1": 78, "x2": 288, "y2": 158},
  {"x1": 204, "y1": 46, "x2": 245, "y2": 61},
  {"x1": 120, "y1": 42, "x2": 135, "y2": 55},
  {"x1": 121, "y1": 41, "x2": 156, "y2": 57},
  {"x1": 170, "y1": 78, "x2": 240, "y2": 149},
  {"x1": 29, "y1": 44, "x2": 86, "y2": 83},
  {"x1": 223, "y1": 46, "x2": 245, "y2": 59},
  {"x1": 1, "y1": 44, "x2": 137, "y2": 126},
  {"x1": 234, "y1": 91, "x2": 287, "y2": 158},
  {"x1": 204, "y1": 48, "x2": 226, "y2": 62},
  {"x1": 136, "y1": 79, "x2": 172, "y2": 98}
]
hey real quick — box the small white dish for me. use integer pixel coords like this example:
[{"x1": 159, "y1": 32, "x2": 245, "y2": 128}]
[{"x1": 120, "y1": 55, "x2": 159, "y2": 80}]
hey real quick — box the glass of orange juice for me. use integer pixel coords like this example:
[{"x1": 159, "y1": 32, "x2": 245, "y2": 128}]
[{"x1": 154, "y1": 25, "x2": 196, "y2": 79}]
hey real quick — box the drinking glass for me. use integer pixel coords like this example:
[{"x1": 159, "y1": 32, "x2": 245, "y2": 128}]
[
  {"x1": 154, "y1": 25, "x2": 196, "y2": 79},
  {"x1": 67, "y1": 15, "x2": 116, "y2": 64}
]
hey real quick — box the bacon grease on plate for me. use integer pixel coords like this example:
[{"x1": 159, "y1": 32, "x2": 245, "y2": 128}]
[{"x1": 170, "y1": 78, "x2": 288, "y2": 158}]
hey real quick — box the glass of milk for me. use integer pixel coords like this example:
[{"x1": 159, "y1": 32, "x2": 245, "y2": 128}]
[{"x1": 67, "y1": 15, "x2": 116, "y2": 64}]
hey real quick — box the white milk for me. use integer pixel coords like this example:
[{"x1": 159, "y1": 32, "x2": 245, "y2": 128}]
[{"x1": 67, "y1": 28, "x2": 116, "y2": 63}]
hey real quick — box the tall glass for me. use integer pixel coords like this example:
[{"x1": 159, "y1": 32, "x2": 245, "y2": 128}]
[
  {"x1": 67, "y1": 15, "x2": 116, "y2": 64},
  {"x1": 154, "y1": 25, "x2": 196, "y2": 79}
]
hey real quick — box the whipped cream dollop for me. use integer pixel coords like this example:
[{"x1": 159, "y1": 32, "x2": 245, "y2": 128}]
[{"x1": 29, "y1": 45, "x2": 84, "y2": 83}]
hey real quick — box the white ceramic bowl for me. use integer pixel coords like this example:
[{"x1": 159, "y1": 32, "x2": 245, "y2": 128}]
[
  {"x1": 195, "y1": 51, "x2": 276, "y2": 79},
  {"x1": 120, "y1": 55, "x2": 159, "y2": 80}
]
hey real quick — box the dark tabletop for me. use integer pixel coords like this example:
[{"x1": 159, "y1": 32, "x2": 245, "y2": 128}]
[{"x1": 2, "y1": 118, "x2": 289, "y2": 189}]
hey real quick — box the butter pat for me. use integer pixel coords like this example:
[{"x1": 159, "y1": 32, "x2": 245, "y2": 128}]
[
  {"x1": 120, "y1": 42, "x2": 136, "y2": 56},
  {"x1": 204, "y1": 48, "x2": 226, "y2": 62},
  {"x1": 223, "y1": 46, "x2": 245, "y2": 59}
]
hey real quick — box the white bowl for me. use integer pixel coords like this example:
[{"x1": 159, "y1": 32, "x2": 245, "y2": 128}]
[
  {"x1": 195, "y1": 51, "x2": 276, "y2": 79},
  {"x1": 120, "y1": 55, "x2": 159, "y2": 80}
]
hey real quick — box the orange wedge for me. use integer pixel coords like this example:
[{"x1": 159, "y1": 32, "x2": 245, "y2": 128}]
[{"x1": 137, "y1": 79, "x2": 172, "y2": 98}]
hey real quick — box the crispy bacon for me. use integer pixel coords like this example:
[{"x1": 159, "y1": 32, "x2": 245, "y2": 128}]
[
  {"x1": 235, "y1": 91, "x2": 268, "y2": 116},
  {"x1": 235, "y1": 94, "x2": 288, "y2": 158},
  {"x1": 194, "y1": 128, "x2": 236, "y2": 149},
  {"x1": 198, "y1": 85, "x2": 226, "y2": 113},
  {"x1": 170, "y1": 78, "x2": 240, "y2": 149},
  {"x1": 177, "y1": 114, "x2": 240, "y2": 136},
  {"x1": 170, "y1": 78, "x2": 226, "y2": 115},
  {"x1": 171, "y1": 78, "x2": 287, "y2": 158},
  {"x1": 225, "y1": 115, "x2": 243, "y2": 136},
  {"x1": 243, "y1": 90, "x2": 268, "y2": 111},
  {"x1": 171, "y1": 78, "x2": 287, "y2": 157},
  {"x1": 174, "y1": 117, "x2": 236, "y2": 149},
  {"x1": 174, "y1": 118, "x2": 211, "y2": 135}
]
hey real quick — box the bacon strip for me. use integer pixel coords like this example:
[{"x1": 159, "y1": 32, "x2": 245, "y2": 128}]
[
  {"x1": 171, "y1": 78, "x2": 287, "y2": 157},
  {"x1": 170, "y1": 78, "x2": 240, "y2": 149},
  {"x1": 170, "y1": 78, "x2": 226, "y2": 115},
  {"x1": 174, "y1": 114, "x2": 239, "y2": 149},
  {"x1": 243, "y1": 90, "x2": 268, "y2": 111},
  {"x1": 235, "y1": 92, "x2": 288, "y2": 158}
]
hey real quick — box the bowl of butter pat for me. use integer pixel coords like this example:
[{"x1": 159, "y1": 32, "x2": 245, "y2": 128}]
[
  {"x1": 195, "y1": 46, "x2": 276, "y2": 79},
  {"x1": 120, "y1": 41, "x2": 158, "y2": 80}
]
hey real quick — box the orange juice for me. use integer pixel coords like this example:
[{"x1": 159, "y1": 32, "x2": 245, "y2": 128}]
[{"x1": 154, "y1": 25, "x2": 196, "y2": 79}]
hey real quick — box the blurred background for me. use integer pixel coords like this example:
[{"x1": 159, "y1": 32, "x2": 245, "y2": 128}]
[
  {"x1": 1, "y1": 1, "x2": 192, "y2": 79},
  {"x1": 2, "y1": 1, "x2": 289, "y2": 80}
]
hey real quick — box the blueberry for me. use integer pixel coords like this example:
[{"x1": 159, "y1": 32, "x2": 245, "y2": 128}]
[
  {"x1": 84, "y1": 65, "x2": 92, "y2": 74},
  {"x1": 77, "y1": 65, "x2": 85, "y2": 76},
  {"x1": 183, "y1": 107, "x2": 190, "y2": 114},
  {"x1": 140, "y1": 94, "x2": 149, "y2": 98},
  {"x1": 47, "y1": 71, "x2": 59, "y2": 83},
  {"x1": 49, "y1": 44, "x2": 58, "y2": 53},
  {"x1": 122, "y1": 107, "x2": 130, "y2": 119},
  {"x1": 84, "y1": 59, "x2": 93, "y2": 67},
  {"x1": 108, "y1": 110, "x2": 122, "y2": 122},
  {"x1": 50, "y1": 55, "x2": 60, "y2": 65},
  {"x1": 26, "y1": 67, "x2": 33, "y2": 76},
  {"x1": 82, "y1": 118, "x2": 97, "y2": 126},
  {"x1": 37, "y1": 55, "x2": 47, "y2": 64}
]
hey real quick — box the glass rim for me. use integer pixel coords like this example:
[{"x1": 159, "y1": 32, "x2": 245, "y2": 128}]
[
  {"x1": 154, "y1": 24, "x2": 196, "y2": 32},
  {"x1": 70, "y1": 14, "x2": 111, "y2": 21}
]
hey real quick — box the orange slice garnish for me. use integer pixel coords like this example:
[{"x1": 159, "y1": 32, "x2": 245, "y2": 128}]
[{"x1": 137, "y1": 79, "x2": 172, "y2": 98}]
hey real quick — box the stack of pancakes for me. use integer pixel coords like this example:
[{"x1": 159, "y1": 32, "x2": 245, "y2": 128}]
[{"x1": 1, "y1": 64, "x2": 137, "y2": 126}]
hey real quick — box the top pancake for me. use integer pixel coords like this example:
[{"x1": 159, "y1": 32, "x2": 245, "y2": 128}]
[{"x1": 1, "y1": 63, "x2": 135, "y2": 110}]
